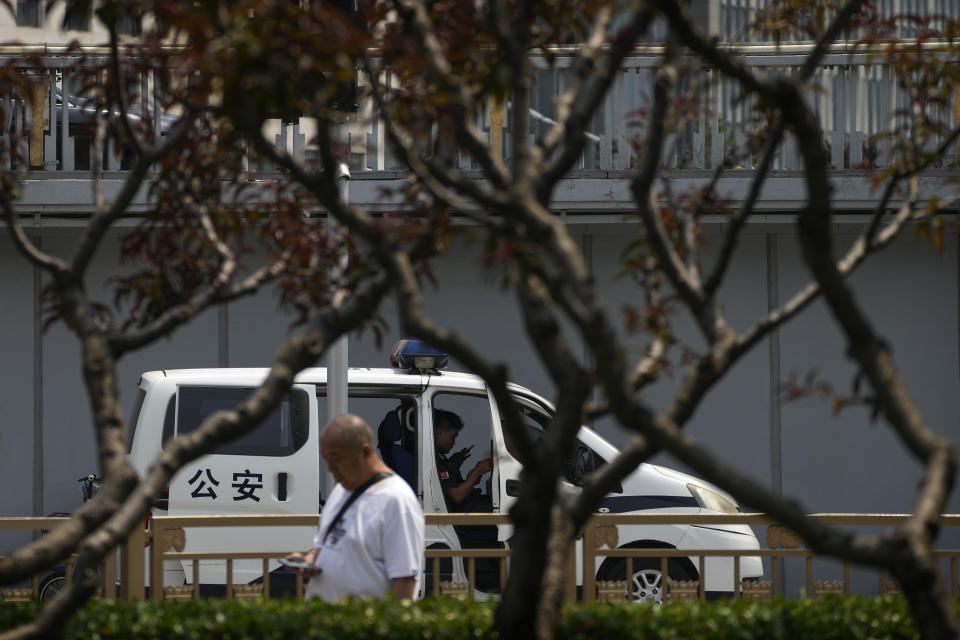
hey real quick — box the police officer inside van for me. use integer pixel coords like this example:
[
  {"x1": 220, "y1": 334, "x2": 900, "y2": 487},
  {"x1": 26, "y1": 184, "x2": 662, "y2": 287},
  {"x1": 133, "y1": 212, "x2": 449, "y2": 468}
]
[
  {"x1": 433, "y1": 409, "x2": 500, "y2": 590},
  {"x1": 434, "y1": 409, "x2": 492, "y2": 512}
]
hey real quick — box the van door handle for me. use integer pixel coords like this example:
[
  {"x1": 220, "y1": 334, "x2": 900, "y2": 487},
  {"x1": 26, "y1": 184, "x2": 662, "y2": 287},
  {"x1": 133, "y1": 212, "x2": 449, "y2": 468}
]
[
  {"x1": 278, "y1": 472, "x2": 288, "y2": 501},
  {"x1": 505, "y1": 479, "x2": 520, "y2": 497}
]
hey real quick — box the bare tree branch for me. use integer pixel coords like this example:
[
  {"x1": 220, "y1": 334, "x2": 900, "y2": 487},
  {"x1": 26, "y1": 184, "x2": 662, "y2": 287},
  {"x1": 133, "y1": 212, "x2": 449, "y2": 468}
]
[
  {"x1": 1, "y1": 195, "x2": 70, "y2": 275},
  {"x1": 798, "y1": 0, "x2": 868, "y2": 81},
  {"x1": 387, "y1": 0, "x2": 511, "y2": 189},
  {"x1": 70, "y1": 114, "x2": 197, "y2": 276},
  {"x1": 108, "y1": 259, "x2": 288, "y2": 357},
  {"x1": 535, "y1": 10, "x2": 655, "y2": 204},
  {"x1": 387, "y1": 250, "x2": 538, "y2": 468},
  {"x1": 630, "y1": 62, "x2": 736, "y2": 347},
  {"x1": 360, "y1": 56, "x2": 509, "y2": 213},
  {"x1": 704, "y1": 118, "x2": 786, "y2": 298},
  {"x1": 108, "y1": 26, "x2": 144, "y2": 158}
]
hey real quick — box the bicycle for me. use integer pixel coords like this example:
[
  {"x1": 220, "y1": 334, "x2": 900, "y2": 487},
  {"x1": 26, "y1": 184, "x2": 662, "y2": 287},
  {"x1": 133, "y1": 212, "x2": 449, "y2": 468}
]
[{"x1": 38, "y1": 474, "x2": 101, "y2": 601}]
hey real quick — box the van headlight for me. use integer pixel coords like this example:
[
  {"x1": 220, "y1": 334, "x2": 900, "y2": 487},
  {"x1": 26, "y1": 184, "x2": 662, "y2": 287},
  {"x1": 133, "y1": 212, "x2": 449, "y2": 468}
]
[{"x1": 687, "y1": 484, "x2": 739, "y2": 514}]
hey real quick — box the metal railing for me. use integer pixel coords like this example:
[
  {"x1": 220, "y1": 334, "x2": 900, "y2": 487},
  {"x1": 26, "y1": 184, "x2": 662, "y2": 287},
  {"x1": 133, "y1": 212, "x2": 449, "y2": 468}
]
[
  {"x1": 1, "y1": 44, "x2": 956, "y2": 178},
  {"x1": 4, "y1": 512, "x2": 960, "y2": 603},
  {"x1": 0, "y1": 516, "x2": 120, "y2": 602}
]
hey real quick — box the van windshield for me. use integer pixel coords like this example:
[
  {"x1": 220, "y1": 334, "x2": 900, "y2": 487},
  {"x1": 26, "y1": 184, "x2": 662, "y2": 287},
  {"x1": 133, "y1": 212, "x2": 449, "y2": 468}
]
[{"x1": 502, "y1": 398, "x2": 607, "y2": 487}]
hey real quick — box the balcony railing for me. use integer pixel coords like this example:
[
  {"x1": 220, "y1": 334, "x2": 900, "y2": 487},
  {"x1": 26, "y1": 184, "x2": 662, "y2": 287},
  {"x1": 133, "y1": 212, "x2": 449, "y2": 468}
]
[
  {"x1": 1, "y1": 44, "x2": 957, "y2": 180},
  {"x1": 3, "y1": 512, "x2": 960, "y2": 603}
]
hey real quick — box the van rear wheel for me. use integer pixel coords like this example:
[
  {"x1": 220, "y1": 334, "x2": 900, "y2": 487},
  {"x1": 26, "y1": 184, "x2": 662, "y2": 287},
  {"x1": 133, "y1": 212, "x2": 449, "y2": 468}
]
[{"x1": 598, "y1": 557, "x2": 694, "y2": 604}]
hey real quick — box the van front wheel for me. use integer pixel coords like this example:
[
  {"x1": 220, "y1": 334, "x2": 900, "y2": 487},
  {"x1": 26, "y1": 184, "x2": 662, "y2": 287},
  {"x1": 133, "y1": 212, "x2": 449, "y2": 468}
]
[
  {"x1": 598, "y1": 558, "x2": 694, "y2": 604},
  {"x1": 38, "y1": 571, "x2": 66, "y2": 601}
]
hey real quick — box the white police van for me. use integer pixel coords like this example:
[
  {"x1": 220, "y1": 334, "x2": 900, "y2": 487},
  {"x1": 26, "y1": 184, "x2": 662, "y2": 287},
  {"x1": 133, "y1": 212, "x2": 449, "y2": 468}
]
[{"x1": 127, "y1": 340, "x2": 762, "y2": 601}]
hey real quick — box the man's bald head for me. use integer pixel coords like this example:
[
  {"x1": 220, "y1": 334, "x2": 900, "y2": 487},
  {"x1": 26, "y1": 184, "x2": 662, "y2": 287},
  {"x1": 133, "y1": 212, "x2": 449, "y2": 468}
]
[
  {"x1": 320, "y1": 414, "x2": 390, "y2": 490},
  {"x1": 322, "y1": 414, "x2": 375, "y2": 450}
]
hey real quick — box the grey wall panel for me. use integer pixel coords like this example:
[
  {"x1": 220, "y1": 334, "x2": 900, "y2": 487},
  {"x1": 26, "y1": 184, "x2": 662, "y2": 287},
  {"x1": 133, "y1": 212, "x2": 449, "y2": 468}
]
[
  {"x1": 0, "y1": 233, "x2": 37, "y2": 555},
  {"x1": 418, "y1": 234, "x2": 555, "y2": 394},
  {"x1": 591, "y1": 226, "x2": 774, "y2": 496},
  {"x1": 778, "y1": 230, "x2": 960, "y2": 513},
  {"x1": 226, "y1": 274, "x2": 398, "y2": 372},
  {"x1": 39, "y1": 231, "x2": 220, "y2": 514},
  {"x1": 227, "y1": 286, "x2": 301, "y2": 368}
]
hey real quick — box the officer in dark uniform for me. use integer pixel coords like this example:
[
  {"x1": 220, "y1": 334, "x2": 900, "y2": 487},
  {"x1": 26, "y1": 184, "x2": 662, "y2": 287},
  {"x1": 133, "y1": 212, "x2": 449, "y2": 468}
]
[
  {"x1": 433, "y1": 409, "x2": 500, "y2": 590},
  {"x1": 434, "y1": 410, "x2": 492, "y2": 510}
]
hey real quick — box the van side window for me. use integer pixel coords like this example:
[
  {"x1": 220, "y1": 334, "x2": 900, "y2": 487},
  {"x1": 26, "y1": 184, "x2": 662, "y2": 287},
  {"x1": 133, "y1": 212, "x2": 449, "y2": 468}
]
[
  {"x1": 316, "y1": 389, "x2": 421, "y2": 492},
  {"x1": 163, "y1": 387, "x2": 309, "y2": 456},
  {"x1": 431, "y1": 392, "x2": 496, "y2": 513}
]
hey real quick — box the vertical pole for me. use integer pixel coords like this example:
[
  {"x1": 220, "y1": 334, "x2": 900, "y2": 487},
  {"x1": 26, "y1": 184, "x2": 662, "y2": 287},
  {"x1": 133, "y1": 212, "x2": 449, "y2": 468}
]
[
  {"x1": 32, "y1": 230, "x2": 44, "y2": 525},
  {"x1": 325, "y1": 119, "x2": 351, "y2": 496},
  {"x1": 766, "y1": 234, "x2": 786, "y2": 597}
]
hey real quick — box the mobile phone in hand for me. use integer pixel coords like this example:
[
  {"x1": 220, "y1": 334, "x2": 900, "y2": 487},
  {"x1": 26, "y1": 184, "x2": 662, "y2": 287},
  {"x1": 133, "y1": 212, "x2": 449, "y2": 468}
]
[{"x1": 279, "y1": 558, "x2": 320, "y2": 571}]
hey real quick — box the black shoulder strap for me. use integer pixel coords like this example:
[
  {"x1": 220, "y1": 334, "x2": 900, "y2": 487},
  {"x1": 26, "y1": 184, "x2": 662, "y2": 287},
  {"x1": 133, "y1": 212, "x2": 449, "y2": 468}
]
[{"x1": 321, "y1": 472, "x2": 392, "y2": 544}]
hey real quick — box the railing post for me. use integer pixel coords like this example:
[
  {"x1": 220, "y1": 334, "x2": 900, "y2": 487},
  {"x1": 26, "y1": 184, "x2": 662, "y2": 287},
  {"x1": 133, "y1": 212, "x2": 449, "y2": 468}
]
[
  {"x1": 26, "y1": 72, "x2": 48, "y2": 169},
  {"x1": 120, "y1": 521, "x2": 145, "y2": 601},
  {"x1": 489, "y1": 98, "x2": 505, "y2": 162},
  {"x1": 699, "y1": 555, "x2": 706, "y2": 601},
  {"x1": 733, "y1": 552, "x2": 741, "y2": 600},
  {"x1": 149, "y1": 522, "x2": 163, "y2": 601},
  {"x1": 581, "y1": 516, "x2": 596, "y2": 602},
  {"x1": 564, "y1": 541, "x2": 577, "y2": 602},
  {"x1": 102, "y1": 550, "x2": 117, "y2": 600}
]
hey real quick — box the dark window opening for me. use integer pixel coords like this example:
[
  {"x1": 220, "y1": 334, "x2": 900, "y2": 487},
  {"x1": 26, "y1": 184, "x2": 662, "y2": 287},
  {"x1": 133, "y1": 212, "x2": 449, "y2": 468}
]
[
  {"x1": 16, "y1": 0, "x2": 40, "y2": 27},
  {"x1": 116, "y1": 13, "x2": 142, "y2": 36},
  {"x1": 64, "y1": 6, "x2": 91, "y2": 31},
  {"x1": 163, "y1": 386, "x2": 309, "y2": 457}
]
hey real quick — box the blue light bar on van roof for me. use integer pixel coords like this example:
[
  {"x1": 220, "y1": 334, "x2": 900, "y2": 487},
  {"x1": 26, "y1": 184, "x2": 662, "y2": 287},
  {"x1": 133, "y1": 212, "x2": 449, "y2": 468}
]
[{"x1": 390, "y1": 340, "x2": 448, "y2": 371}]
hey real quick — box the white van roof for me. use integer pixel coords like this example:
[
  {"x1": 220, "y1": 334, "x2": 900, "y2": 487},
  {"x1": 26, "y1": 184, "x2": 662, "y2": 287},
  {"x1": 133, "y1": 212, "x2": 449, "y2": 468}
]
[{"x1": 141, "y1": 367, "x2": 491, "y2": 392}]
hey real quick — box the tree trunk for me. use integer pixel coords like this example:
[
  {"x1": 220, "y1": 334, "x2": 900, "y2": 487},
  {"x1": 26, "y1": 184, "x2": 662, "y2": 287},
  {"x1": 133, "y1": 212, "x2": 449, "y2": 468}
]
[
  {"x1": 893, "y1": 547, "x2": 959, "y2": 640},
  {"x1": 494, "y1": 469, "x2": 559, "y2": 640}
]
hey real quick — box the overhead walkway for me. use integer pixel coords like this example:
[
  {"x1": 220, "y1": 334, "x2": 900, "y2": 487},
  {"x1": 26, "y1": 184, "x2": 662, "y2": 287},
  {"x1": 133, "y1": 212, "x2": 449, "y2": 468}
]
[{"x1": 3, "y1": 44, "x2": 958, "y2": 221}]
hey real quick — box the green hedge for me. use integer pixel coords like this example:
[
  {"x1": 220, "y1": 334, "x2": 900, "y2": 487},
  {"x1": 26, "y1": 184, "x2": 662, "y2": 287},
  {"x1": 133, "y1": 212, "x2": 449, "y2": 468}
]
[{"x1": 0, "y1": 596, "x2": 927, "y2": 640}]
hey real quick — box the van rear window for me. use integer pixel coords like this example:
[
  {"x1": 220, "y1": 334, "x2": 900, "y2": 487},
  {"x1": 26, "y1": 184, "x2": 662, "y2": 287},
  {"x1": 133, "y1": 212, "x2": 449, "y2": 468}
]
[{"x1": 163, "y1": 387, "x2": 309, "y2": 456}]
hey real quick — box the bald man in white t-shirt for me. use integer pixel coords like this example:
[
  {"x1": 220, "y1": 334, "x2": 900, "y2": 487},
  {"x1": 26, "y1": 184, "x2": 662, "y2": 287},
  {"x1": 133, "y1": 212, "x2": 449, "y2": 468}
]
[{"x1": 285, "y1": 414, "x2": 424, "y2": 600}]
